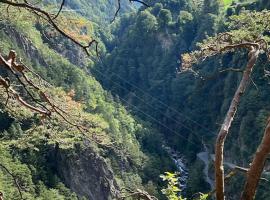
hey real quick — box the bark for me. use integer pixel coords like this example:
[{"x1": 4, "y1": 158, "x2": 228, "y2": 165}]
[
  {"x1": 215, "y1": 46, "x2": 260, "y2": 200},
  {"x1": 241, "y1": 118, "x2": 270, "y2": 200}
]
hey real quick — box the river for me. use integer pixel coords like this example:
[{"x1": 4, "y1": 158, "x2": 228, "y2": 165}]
[{"x1": 163, "y1": 145, "x2": 189, "y2": 191}]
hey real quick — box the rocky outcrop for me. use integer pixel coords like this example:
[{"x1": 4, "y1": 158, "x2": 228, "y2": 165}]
[
  {"x1": 0, "y1": 23, "x2": 47, "y2": 67},
  {"x1": 0, "y1": 23, "x2": 85, "y2": 67},
  {"x1": 0, "y1": 25, "x2": 120, "y2": 199},
  {"x1": 53, "y1": 143, "x2": 120, "y2": 200}
]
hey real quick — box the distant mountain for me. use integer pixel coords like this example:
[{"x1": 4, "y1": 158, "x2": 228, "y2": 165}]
[{"x1": 44, "y1": 0, "x2": 134, "y2": 23}]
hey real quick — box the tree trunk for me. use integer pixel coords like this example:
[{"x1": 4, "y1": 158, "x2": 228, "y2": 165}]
[
  {"x1": 215, "y1": 47, "x2": 259, "y2": 200},
  {"x1": 241, "y1": 118, "x2": 270, "y2": 200}
]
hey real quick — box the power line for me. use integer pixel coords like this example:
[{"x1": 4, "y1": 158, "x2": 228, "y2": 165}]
[
  {"x1": 117, "y1": 91, "x2": 199, "y2": 147},
  {"x1": 95, "y1": 56, "x2": 217, "y2": 135},
  {"x1": 92, "y1": 66, "x2": 203, "y2": 142},
  {"x1": 90, "y1": 56, "x2": 253, "y2": 157}
]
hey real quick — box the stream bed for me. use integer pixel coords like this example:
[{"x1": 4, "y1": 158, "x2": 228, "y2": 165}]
[{"x1": 163, "y1": 145, "x2": 189, "y2": 191}]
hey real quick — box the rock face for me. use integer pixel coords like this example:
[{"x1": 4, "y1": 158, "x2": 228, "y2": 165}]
[
  {"x1": 0, "y1": 23, "x2": 47, "y2": 67},
  {"x1": 54, "y1": 144, "x2": 120, "y2": 200},
  {"x1": 0, "y1": 25, "x2": 120, "y2": 199}
]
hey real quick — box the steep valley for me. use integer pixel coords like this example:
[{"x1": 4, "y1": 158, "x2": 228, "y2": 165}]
[{"x1": 1, "y1": 0, "x2": 270, "y2": 200}]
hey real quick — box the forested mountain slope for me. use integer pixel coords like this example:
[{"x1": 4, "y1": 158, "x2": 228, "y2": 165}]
[
  {"x1": 92, "y1": 0, "x2": 270, "y2": 198},
  {"x1": 1, "y1": 0, "x2": 270, "y2": 200},
  {"x1": 0, "y1": 2, "x2": 174, "y2": 200},
  {"x1": 44, "y1": 0, "x2": 133, "y2": 24}
]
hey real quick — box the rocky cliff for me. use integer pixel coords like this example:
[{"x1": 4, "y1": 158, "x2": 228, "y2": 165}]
[{"x1": 53, "y1": 143, "x2": 120, "y2": 200}]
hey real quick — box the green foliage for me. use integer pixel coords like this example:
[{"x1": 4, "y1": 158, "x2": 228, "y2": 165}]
[
  {"x1": 158, "y1": 9, "x2": 173, "y2": 27},
  {"x1": 182, "y1": 10, "x2": 270, "y2": 73},
  {"x1": 223, "y1": 0, "x2": 233, "y2": 6},
  {"x1": 92, "y1": 0, "x2": 206, "y2": 157},
  {"x1": 160, "y1": 172, "x2": 185, "y2": 200},
  {"x1": 43, "y1": 0, "x2": 132, "y2": 24},
  {"x1": 160, "y1": 172, "x2": 209, "y2": 200},
  {"x1": 92, "y1": 0, "x2": 270, "y2": 198},
  {"x1": 137, "y1": 10, "x2": 158, "y2": 33},
  {"x1": 0, "y1": 3, "x2": 175, "y2": 198},
  {"x1": 0, "y1": 144, "x2": 77, "y2": 200},
  {"x1": 2, "y1": 0, "x2": 270, "y2": 199}
]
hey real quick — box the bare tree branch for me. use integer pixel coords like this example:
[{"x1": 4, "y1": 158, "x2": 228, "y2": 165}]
[
  {"x1": 215, "y1": 44, "x2": 260, "y2": 200},
  {"x1": 0, "y1": 0, "x2": 98, "y2": 56},
  {"x1": 198, "y1": 67, "x2": 244, "y2": 83},
  {"x1": 52, "y1": 0, "x2": 65, "y2": 20},
  {"x1": 0, "y1": 50, "x2": 90, "y2": 133},
  {"x1": 179, "y1": 23, "x2": 270, "y2": 198},
  {"x1": 241, "y1": 117, "x2": 270, "y2": 200},
  {"x1": 207, "y1": 166, "x2": 269, "y2": 198},
  {"x1": 111, "y1": 0, "x2": 121, "y2": 23},
  {"x1": 0, "y1": 163, "x2": 23, "y2": 199},
  {"x1": 129, "y1": 0, "x2": 149, "y2": 7},
  {"x1": 111, "y1": 0, "x2": 150, "y2": 23}
]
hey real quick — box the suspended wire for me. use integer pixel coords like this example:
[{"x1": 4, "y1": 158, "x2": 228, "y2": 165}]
[
  {"x1": 94, "y1": 56, "x2": 217, "y2": 135},
  {"x1": 90, "y1": 56, "x2": 253, "y2": 157},
  {"x1": 116, "y1": 91, "x2": 199, "y2": 147},
  {"x1": 92, "y1": 66, "x2": 203, "y2": 141}
]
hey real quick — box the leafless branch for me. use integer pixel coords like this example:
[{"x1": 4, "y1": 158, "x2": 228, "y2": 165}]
[
  {"x1": 199, "y1": 67, "x2": 244, "y2": 82},
  {"x1": 241, "y1": 117, "x2": 270, "y2": 200},
  {"x1": 130, "y1": 0, "x2": 150, "y2": 7},
  {"x1": 52, "y1": 0, "x2": 65, "y2": 20},
  {"x1": 214, "y1": 44, "x2": 260, "y2": 200},
  {"x1": 0, "y1": 0, "x2": 98, "y2": 56},
  {"x1": 180, "y1": 31, "x2": 268, "y2": 200},
  {"x1": 207, "y1": 166, "x2": 269, "y2": 198},
  {"x1": 111, "y1": 0, "x2": 121, "y2": 23},
  {"x1": 0, "y1": 50, "x2": 89, "y2": 133},
  {"x1": 111, "y1": 0, "x2": 150, "y2": 23},
  {"x1": 0, "y1": 163, "x2": 23, "y2": 199}
]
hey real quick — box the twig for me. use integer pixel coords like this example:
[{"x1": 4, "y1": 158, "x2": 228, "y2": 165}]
[
  {"x1": 0, "y1": 164, "x2": 23, "y2": 199},
  {"x1": 207, "y1": 166, "x2": 269, "y2": 197},
  {"x1": 0, "y1": 0, "x2": 98, "y2": 56},
  {"x1": 201, "y1": 67, "x2": 244, "y2": 81},
  {"x1": 111, "y1": 0, "x2": 150, "y2": 23},
  {"x1": 52, "y1": 0, "x2": 65, "y2": 20}
]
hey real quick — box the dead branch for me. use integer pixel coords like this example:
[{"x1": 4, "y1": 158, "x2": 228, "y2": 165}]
[
  {"x1": 0, "y1": 163, "x2": 23, "y2": 199},
  {"x1": 183, "y1": 10, "x2": 270, "y2": 200},
  {"x1": 111, "y1": 0, "x2": 149, "y2": 23},
  {"x1": 0, "y1": 0, "x2": 98, "y2": 56},
  {"x1": 0, "y1": 50, "x2": 89, "y2": 133},
  {"x1": 39, "y1": 91, "x2": 88, "y2": 132},
  {"x1": 52, "y1": 0, "x2": 65, "y2": 20},
  {"x1": 130, "y1": 0, "x2": 149, "y2": 7},
  {"x1": 241, "y1": 117, "x2": 270, "y2": 200},
  {"x1": 218, "y1": 68, "x2": 244, "y2": 74},
  {"x1": 111, "y1": 0, "x2": 121, "y2": 23},
  {"x1": 207, "y1": 166, "x2": 269, "y2": 198},
  {"x1": 200, "y1": 67, "x2": 244, "y2": 82},
  {"x1": 180, "y1": 30, "x2": 266, "y2": 200},
  {"x1": 215, "y1": 44, "x2": 260, "y2": 200}
]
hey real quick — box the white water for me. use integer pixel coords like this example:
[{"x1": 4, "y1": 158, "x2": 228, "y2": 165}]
[{"x1": 163, "y1": 145, "x2": 189, "y2": 191}]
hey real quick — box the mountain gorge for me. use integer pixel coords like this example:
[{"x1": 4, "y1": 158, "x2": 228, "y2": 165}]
[
  {"x1": 93, "y1": 0, "x2": 270, "y2": 198},
  {"x1": 0, "y1": 1, "x2": 174, "y2": 199},
  {"x1": 1, "y1": 0, "x2": 270, "y2": 200}
]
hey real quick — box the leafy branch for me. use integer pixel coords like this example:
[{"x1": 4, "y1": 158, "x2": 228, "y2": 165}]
[{"x1": 179, "y1": 10, "x2": 270, "y2": 200}]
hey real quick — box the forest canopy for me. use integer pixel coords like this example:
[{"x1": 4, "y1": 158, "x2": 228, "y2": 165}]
[{"x1": 1, "y1": 0, "x2": 270, "y2": 200}]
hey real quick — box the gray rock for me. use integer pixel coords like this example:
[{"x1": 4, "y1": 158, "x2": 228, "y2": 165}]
[{"x1": 54, "y1": 144, "x2": 120, "y2": 200}]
